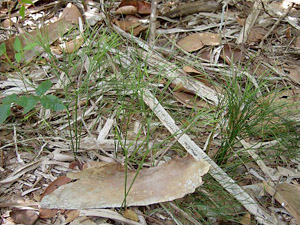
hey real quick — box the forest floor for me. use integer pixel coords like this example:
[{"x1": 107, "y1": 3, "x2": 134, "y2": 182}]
[{"x1": 0, "y1": 0, "x2": 300, "y2": 224}]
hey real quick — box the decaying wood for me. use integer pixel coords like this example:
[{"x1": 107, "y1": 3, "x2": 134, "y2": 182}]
[{"x1": 165, "y1": 0, "x2": 221, "y2": 18}]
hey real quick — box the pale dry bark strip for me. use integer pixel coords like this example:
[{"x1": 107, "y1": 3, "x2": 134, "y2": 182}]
[
  {"x1": 141, "y1": 89, "x2": 282, "y2": 225},
  {"x1": 236, "y1": 0, "x2": 262, "y2": 44}
]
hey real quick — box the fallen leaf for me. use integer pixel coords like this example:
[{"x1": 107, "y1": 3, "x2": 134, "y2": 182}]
[
  {"x1": 177, "y1": 32, "x2": 221, "y2": 52},
  {"x1": 10, "y1": 208, "x2": 39, "y2": 225},
  {"x1": 41, "y1": 155, "x2": 210, "y2": 209},
  {"x1": 119, "y1": 0, "x2": 138, "y2": 9},
  {"x1": 173, "y1": 91, "x2": 208, "y2": 108},
  {"x1": 177, "y1": 34, "x2": 204, "y2": 52},
  {"x1": 247, "y1": 27, "x2": 267, "y2": 44},
  {"x1": 60, "y1": 36, "x2": 84, "y2": 54},
  {"x1": 0, "y1": 3, "x2": 83, "y2": 67},
  {"x1": 220, "y1": 44, "x2": 243, "y2": 64},
  {"x1": 39, "y1": 176, "x2": 72, "y2": 219},
  {"x1": 115, "y1": 5, "x2": 137, "y2": 15},
  {"x1": 65, "y1": 210, "x2": 80, "y2": 223},
  {"x1": 295, "y1": 36, "x2": 300, "y2": 48},
  {"x1": 183, "y1": 65, "x2": 201, "y2": 74},
  {"x1": 197, "y1": 32, "x2": 221, "y2": 46},
  {"x1": 137, "y1": 1, "x2": 151, "y2": 14},
  {"x1": 239, "y1": 213, "x2": 251, "y2": 225},
  {"x1": 123, "y1": 209, "x2": 139, "y2": 222},
  {"x1": 285, "y1": 65, "x2": 300, "y2": 83},
  {"x1": 114, "y1": 16, "x2": 147, "y2": 36},
  {"x1": 264, "y1": 182, "x2": 300, "y2": 223}
]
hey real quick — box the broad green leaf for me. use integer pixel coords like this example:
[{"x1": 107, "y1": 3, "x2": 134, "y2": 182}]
[
  {"x1": 13, "y1": 37, "x2": 22, "y2": 52},
  {"x1": 36, "y1": 80, "x2": 52, "y2": 96},
  {"x1": 0, "y1": 43, "x2": 6, "y2": 56},
  {"x1": 20, "y1": 0, "x2": 33, "y2": 4},
  {"x1": 17, "y1": 96, "x2": 38, "y2": 114},
  {"x1": 0, "y1": 104, "x2": 11, "y2": 123},
  {"x1": 19, "y1": 5, "x2": 25, "y2": 19},
  {"x1": 15, "y1": 52, "x2": 23, "y2": 63},
  {"x1": 23, "y1": 42, "x2": 38, "y2": 51},
  {"x1": 2, "y1": 94, "x2": 18, "y2": 104},
  {"x1": 40, "y1": 95, "x2": 65, "y2": 111}
]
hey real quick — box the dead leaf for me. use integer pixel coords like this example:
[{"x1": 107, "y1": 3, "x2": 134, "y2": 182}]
[
  {"x1": 115, "y1": 5, "x2": 138, "y2": 15},
  {"x1": 237, "y1": 16, "x2": 246, "y2": 26},
  {"x1": 264, "y1": 182, "x2": 300, "y2": 223},
  {"x1": 41, "y1": 155, "x2": 210, "y2": 209},
  {"x1": 0, "y1": 3, "x2": 83, "y2": 67},
  {"x1": 65, "y1": 210, "x2": 80, "y2": 223},
  {"x1": 119, "y1": 0, "x2": 138, "y2": 9},
  {"x1": 10, "y1": 208, "x2": 39, "y2": 225},
  {"x1": 114, "y1": 16, "x2": 147, "y2": 36},
  {"x1": 285, "y1": 65, "x2": 300, "y2": 83},
  {"x1": 220, "y1": 44, "x2": 243, "y2": 64},
  {"x1": 247, "y1": 27, "x2": 267, "y2": 44},
  {"x1": 137, "y1": 1, "x2": 151, "y2": 14},
  {"x1": 39, "y1": 176, "x2": 72, "y2": 219},
  {"x1": 183, "y1": 65, "x2": 201, "y2": 74},
  {"x1": 61, "y1": 37, "x2": 84, "y2": 54},
  {"x1": 197, "y1": 32, "x2": 221, "y2": 46},
  {"x1": 123, "y1": 209, "x2": 139, "y2": 222},
  {"x1": 177, "y1": 32, "x2": 221, "y2": 52},
  {"x1": 177, "y1": 34, "x2": 204, "y2": 52},
  {"x1": 239, "y1": 213, "x2": 251, "y2": 225},
  {"x1": 173, "y1": 91, "x2": 208, "y2": 108},
  {"x1": 295, "y1": 36, "x2": 300, "y2": 48}
]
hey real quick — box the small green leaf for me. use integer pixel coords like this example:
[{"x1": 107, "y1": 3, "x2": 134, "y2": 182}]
[
  {"x1": 0, "y1": 104, "x2": 11, "y2": 123},
  {"x1": 19, "y1": 5, "x2": 25, "y2": 19},
  {"x1": 0, "y1": 43, "x2": 6, "y2": 57},
  {"x1": 23, "y1": 42, "x2": 38, "y2": 51},
  {"x1": 13, "y1": 37, "x2": 22, "y2": 52},
  {"x1": 17, "y1": 95, "x2": 38, "y2": 114},
  {"x1": 20, "y1": 0, "x2": 33, "y2": 4},
  {"x1": 40, "y1": 95, "x2": 65, "y2": 111},
  {"x1": 36, "y1": 80, "x2": 52, "y2": 96},
  {"x1": 15, "y1": 52, "x2": 23, "y2": 63},
  {"x1": 2, "y1": 94, "x2": 18, "y2": 104}
]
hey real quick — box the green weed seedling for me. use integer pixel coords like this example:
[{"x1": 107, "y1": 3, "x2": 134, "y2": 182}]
[{"x1": 0, "y1": 80, "x2": 65, "y2": 123}]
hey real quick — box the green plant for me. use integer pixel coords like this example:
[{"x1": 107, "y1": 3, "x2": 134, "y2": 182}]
[
  {"x1": 0, "y1": 80, "x2": 65, "y2": 123},
  {"x1": 18, "y1": 0, "x2": 34, "y2": 19}
]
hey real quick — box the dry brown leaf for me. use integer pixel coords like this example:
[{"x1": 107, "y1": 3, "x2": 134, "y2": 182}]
[
  {"x1": 285, "y1": 65, "x2": 300, "y2": 83},
  {"x1": 0, "y1": 3, "x2": 82, "y2": 69},
  {"x1": 119, "y1": 0, "x2": 138, "y2": 8},
  {"x1": 220, "y1": 44, "x2": 243, "y2": 64},
  {"x1": 177, "y1": 34, "x2": 204, "y2": 52},
  {"x1": 65, "y1": 210, "x2": 80, "y2": 223},
  {"x1": 39, "y1": 176, "x2": 72, "y2": 219},
  {"x1": 10, "y1": 208, "x2": 39, "y2": 225},
  {"x1": 115, "y1": 5, "x2": 138, "y2": 15},
  {"x1": 264, "y1": 182, "x2": 300, "y2": 223},
  {"x1": 237, "y1": 16, "x2": 246, "y2": 26},
  {"x1": 247, "y1": 27, "x2": 267, "y2": 44},
  {"x1": 177, "y1": 32, "x2": 221, "y2": 52},
  {"x1": 183, "y1": 65, "x2": 201, "y2": 74},
  {"x1": 239, "y1": 213, "x2": 251, "y2": 225},
  {"x1": 123, "y1": 209, "x2": 139, "y2": 222},
  {"x1": 197, "y1": 32, "x2": 221, "y2": 46},
  {"x1": 173, "y1": 91, "x2": 209, "y2": 108},
  {"x1": 61, "y1": 37, "x2": 84, "y2": 54},
  {"x1": 41, "y1": 155, "x2": 210, "y2": 209},
  {"x1": 137, "y1": 1, "x2": 151, "y2": 14},
  {"x1": 114, "y1": 17, "x2": 141, "y2": 32},
  {"x1": 295, "y1": 36, "x2": 300, "y2": 48}
]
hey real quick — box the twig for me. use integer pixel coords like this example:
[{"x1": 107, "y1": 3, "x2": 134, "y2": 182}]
[{"x1": 148, "y1": 0, "x2": 158, "y2": 46}]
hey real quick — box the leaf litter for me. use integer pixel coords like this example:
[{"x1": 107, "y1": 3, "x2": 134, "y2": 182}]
[{"x1": 0, "y1": 0, "x2": 300, "y2": 224}]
